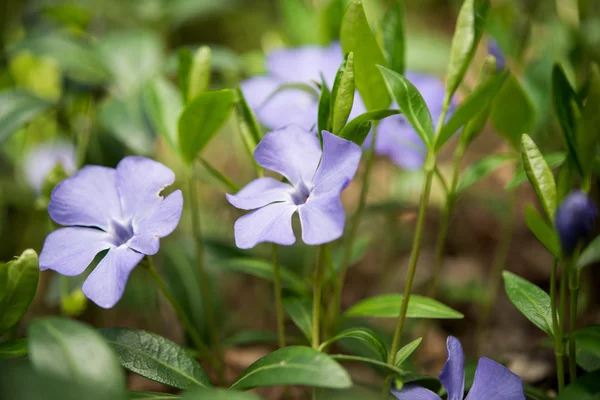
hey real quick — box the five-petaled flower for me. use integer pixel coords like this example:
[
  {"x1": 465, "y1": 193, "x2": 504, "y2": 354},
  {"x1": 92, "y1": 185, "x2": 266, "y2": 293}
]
[
  {"x1": 39, "y1": 156, "x2": 183, "y2": 308},
  {"x1": 392, "y1": 336, "x2": 525, "y2": 400},
  {"x1": 226, "y1": 126, "x2": 361, "y2": 249},
  {"x1": 555, "y1": 190, "x2": 597, "y2": 256}
]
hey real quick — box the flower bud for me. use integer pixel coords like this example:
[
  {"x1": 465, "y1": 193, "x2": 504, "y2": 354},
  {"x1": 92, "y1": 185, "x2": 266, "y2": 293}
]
[
  {"x1": 555, "y1": 191, "x2": 597, "y2": 255},
  {"x1": 487, "y1": 38, "x2": 506, "y2": 72}
]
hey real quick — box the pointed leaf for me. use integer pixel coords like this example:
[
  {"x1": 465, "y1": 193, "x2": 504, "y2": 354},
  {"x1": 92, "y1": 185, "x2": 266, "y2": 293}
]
[
  {"x1": 339, "y1": 109, "x2": 400, "y2": 145},
  {"x1": 382, "y1": 1, "x2": 406, "y2": 75},
  {"x1": 318, "y1": 74, "x2": 332, "y2": 134},
  {"x1": 503, "y1": 271, "x2": 554, "y2": 337},
  {"x1": 520, "y1": 134, "x2": 557, "y2": 222},
  {"x1": 394, "y1": 337, "x2": 422, "y2": 367},
  {"x1": 525, "y1": 205, "x2": 561, "y2": 258},
  {"x1": 188, "y1": 46, "x2": 211, "y2": 101},
  {"x1": 0, "y1": 338, "x2": 28, "y2": 359},
  {"x1": 0, "y1": 249, "x2": 39, "y2": 333},
  {"x1": 506, "y1": 152, "x2": 566, "y2": 190},
  {"x1": 331, "y1": 52, "x2": 356, "y2": 135},
  {"x1": 178, "y1": 48, "x2": 193, "y2": 104},
  {"x1": 218, "y1": 258, "x2": 308, "y2": 294},
  {"x1": 456, "y1": 153, "x2": 516, "y2": 193},
  {"x1": 283, "y1": 298, "x2": 313, "y2": 342},
  {"x1": 229, "y1": 346, "x2": 352, "y2": 390},
  {"x1": 577, "y1": 235, "x2": 600, "y2": 270},
  {"x1": 319, "y1": 328, "x2": 388, "y2": 362},
  {"x1": 344, "y1": 294, "x2": 464, "y2": 319}
]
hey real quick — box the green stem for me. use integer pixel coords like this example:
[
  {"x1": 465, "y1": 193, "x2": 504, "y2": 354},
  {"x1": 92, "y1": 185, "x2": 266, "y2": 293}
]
[
  {"x1": 568, "y1": 265, "x2": 579, "y2": 382},
  {"x1": 313, "y1": 244, "x2": 327, "y2": 349},
  {"x1": 198, "y1": 157, "x2": 240, "y2": 192},
  {"x1": 550, "y1": 258, "x2": 565, "y2": 392},
  {"x1": 145, "y1": 256, "x2": 214, "y2": 364},
  {"x1": 187, "y1": 171, "x2": 225, "y2": 381},
  {"x1": 272, "y1": 244, "x2": 286, "y2": 348},
  {"x1": 558, "y1": 260, "x2": 569, "y2": 390}
]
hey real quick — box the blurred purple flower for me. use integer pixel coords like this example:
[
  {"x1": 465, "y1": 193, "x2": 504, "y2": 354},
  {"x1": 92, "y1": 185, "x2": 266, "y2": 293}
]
[
  {"x1": 391, "y1": 336, "x2": 525, "y2": 400},
  {"x1": 227, "y1": 125, "x2": 361, "y2": 249},
  {"x1": 23, "y1": 142, "x2": 76, "y2": 193},
  {"x1": 488, "y1": 38, "x2": 506, "y2": 71},
  {"x1": 39, "y1": 156, "x2": 183, "y2": 308},
  {"x1": 555, "y1": 190, "x2": 597, "y2": 255}
]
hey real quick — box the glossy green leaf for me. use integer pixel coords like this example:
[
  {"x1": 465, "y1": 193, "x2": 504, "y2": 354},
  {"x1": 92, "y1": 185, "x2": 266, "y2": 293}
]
[
  {"x1": 524, "y1": 205, "x2": 561, "y2": 258},
  {"x1": 445, "y1": 0, "x2": 490, "y2": 99},
  {"x1": 340, "y1": 1, "x2": 390, "y2": 110},
  {"x1": 552, "y1": 64, "x2": 584, "y2": 176},
  {"x1": 319, "y1": 328, "x2": 388, "y2": 362},
  {"x1": 218, "y1": 258, "x2": 307, "y2": 294},
  {"x1": 502, "y1": 271, "x2": 553, "y2": 337},
  {"x1": 506, "y1": 152, "x2": 566, "y2": 190},
  {"x1": 577, "y1": 235, "x2": 600, "y2": 270},
  {"x1": 339, "y1": 109, "x2": 400, "y2": 145},
  {"x1": 0, "y1": 90, "x2": 51, "y2": 143},
  {"x1": 178, "y1": 89, "x2": 235, "y2": 164},
  {"x1": 378, "y1": 66, "x2": 434, "y2": 146},
  {"x1": 556, "y1": 370, "x2": 600, "y2": 400},
  {"x1": 490, "y1": 74, "x2": 535, "y2": 149},
  {"x1": 394, "y1": 337, "x2": 422, "y2": 367},
  {"x1": 229, "y1": 346, "x2": 352, "y2": 390},
  {"x1": 0, "y1": 249, "x2": 39, "y2": 333},
  {"x1": 188, "y1": 46, "x2": 211, "y2": 101},
  {"x1": 579, "y1": 63, "x2": 600, "y2": 177},
  {"x1": 436, "y1": 71, "x2": 507, "y2": 151},
  {"x1": 183, "y1": 388, "x2": 261, "y2": 400},
  {"x1": 29, "y1": 317, "x2": 126, "y2": 400},
  {"x1": 520, "y1": 134, "x2": 557, "y2": 222},
  {"x1": 331, "y1": 52, "x2": 355, "y2": 135},
  {"x1": 0, "y1": 338, "x2": 28, "y2": 359},
  {"x1": 130, "y1": 392, "x2": 179, "y2": 399},
  {"x1": 456, "y1": 153, "x2": 516, "y2": 193},
  {"x1": 233, "y1": 87, "x2": 262, "y2": 167},
  {"x1": 100, "y1": 328, "x2": 210, "y2": 389},
  {"x1": 318, "y1": 74, "x2": 332, "y2": 134},
  {"x1": 143, "y1": 76, "x2": 183, "y2": 152},
  {"x1": 344, "y1": 294, "x2": 464, "y2": 319},
  {"x1": 283, "y1": 297, "x2": 312, "y2": 342},
  {"x1": 382, "y1": 1, "x2": 406, "y2": 75}
]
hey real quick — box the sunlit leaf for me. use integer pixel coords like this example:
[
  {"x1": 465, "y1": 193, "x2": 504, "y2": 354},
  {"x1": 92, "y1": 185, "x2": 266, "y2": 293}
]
[
  {"x1": 0, "y1": 249, "x2": 39, "y2": 333},
  {"x1": 520, "y1": 134, "x2": 557, "y2": 222},
  {"x1": 344, "y1": 294, "x2": 463, "y2": 319}
]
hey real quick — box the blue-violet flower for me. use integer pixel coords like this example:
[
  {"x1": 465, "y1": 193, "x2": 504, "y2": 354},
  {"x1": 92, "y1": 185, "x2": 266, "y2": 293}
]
[
  {"x1": 555, "y1": 190, "x2": 597, "y2": 255},
  {"x1": 391, "y1": 336, "x2": 525, "y2": 400},
  {"x1": 487, "y1": 38, "x2": 506, "y2": 71},
  {"x1": 226, "y1": 126, "x2": 361, "y2": 249},
  {"x1": 39, "y1": 156, "x2": 183, "y2": 308},
  {"x1": 24, "y1": 141, "x2": 76, "y2": 193}
]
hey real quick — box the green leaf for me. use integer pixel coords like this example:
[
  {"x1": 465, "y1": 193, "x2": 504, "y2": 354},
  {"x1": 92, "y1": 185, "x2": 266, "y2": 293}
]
[
  {"x1": 506, "y1": 152, "x2": 566, "y2": 190},
  {"x1": 229, "y1": 346, "x2": 352, "y2": 390},
  {"x1": 394, "y1": 337, "x2": 422, "y2": 367},
  {"x1": 382, "y1": 1, "x2": 406, "y2": 75},
  {"x1": 577, "y1": 235, "x2": 600, "y2": 270},
  {"x1": 378, "y1": 65, "x2": 434, "y2": 147},
  {"x1": 130, "y1": 392, "x2": 179, "y2": 399},
  {"x1": 178, "y1": 48, "x2": 193, "y2": 104},
  {"x1": 28, "y1": 317, "x2": 126, "y2": 400},
  {"x1": 552, "y1": 64, "x2": 584, "y2": 176},
  {"x1": 99, "y1": 328, "x2": 211, "y2": 390},
  {"x1": 490, "y1": 74, "x2": 535, "y2": 149},
  {"x1": 278, "y1": 0, "x2": 320, "y2": 45},
  {"x1": 502, "y1": 271, "x2": 554, "y2": 337},
  {"x1": 319, "y1": 328, "x2": 388, "y2": 362},
  {"x1": 283, "y1": 297, "x2": 313, "y2": 342},
  {"x1": 0, "y1": 249, "x2": 39, "y2": 333},
  {"x1": 223, "y1": 331, "x2": 279, "y2": 347},
  {"x1": 188, "y1": 46, "x2": 211, "y2": 101},
  {"x1": 338, "y1": 109, "x2": 400, "y2": 146},
  {"x1": 556, "y1": 370, "x2": 600, "y2": 400},
  {"x1": 520, "y1": 134, "x2": 557, "y2": 222},
  {"x1": 0, "y1": 90, "x2": 51, "y2": 143},
  {"x1": 331, "y1": 52, "x2": 356, "y2": 135},
  {"x1": 331, "y1": 235, "x2": 371, "y2": 273},
  {"x1": 445, "y1": 0, "x2": 490, "y2": 99},
  {"x1": 218, "y1": 258, "x2": 308, "y2": 294},
  {"x1": 0, "y1": 338, "x2": 28, "y2": 359},
  {"x1": 183, "y1": 388, "x2": 261, "y2": 400},
  {"x1": 436, "y1": 71, "x2": 507, "y2": 151},
  {"x1": 340, "y1": 0, "x2": 390, "y2": 111},
  {"x1": 456, "y1": 153, "x2": 516, "y2": 193},
  {"x1": 524, "y1": 205, "x2": 561, "y2": 258},
  {"x1": 233, "y1": 87, "x2": 262, "y2": 167},
  {"x1": 318, "y1": 74, "x2": 332, "y2": 134},
  {"x1": 344, "y1": 294, "x2": 464, "y2": 319},
  {"x1": 579, "y1": 63, "x2": 600, "y2": 177},
  {"x1": 572, "y1": 326, "x2": 600, "y2": 361},
  {"x1": 178, "y1": 89, "x2": 235, "y2": 164},
  {"x1": 143, "y1": 76, "x2": 183, "y2": 152}
]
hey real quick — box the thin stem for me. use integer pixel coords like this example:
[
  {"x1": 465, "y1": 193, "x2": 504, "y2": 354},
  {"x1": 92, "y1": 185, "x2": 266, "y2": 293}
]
[
  {"x1": 558, "y1": 260, "x2": 568, "y2": 390},
  {"x1": 312, "y1": 244, "x2": 327, "y2": 349},
  {"x1": 145, "y1": 256, "x2": 214, "y2": 363},
  {"x1": 198, "y1": 157, "x2": 240, "y2": 192},
  {"x1": 568, "y1": 265, "x2": 579, "y2": 382},
  {"x1": 187, "y1": 171, "x2": 225, "y2": 381},
  {"x1": 272, "y1": 244, "x2": 286, "y2": 348},
  {"x1": 551, "y1": 258, "x2": 565, "y2": 392}
]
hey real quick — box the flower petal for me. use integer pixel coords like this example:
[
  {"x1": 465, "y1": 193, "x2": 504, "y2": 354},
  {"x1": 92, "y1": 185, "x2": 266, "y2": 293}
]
[
  {"x1": 267, "y1": 43, "x2": 342, "y2": 85},
  {"x1": 227, "y1": 177, "x2": 293, "y2": 210},
  {"x1": 82, "y1": 245, "x2": 144, "y2": 308},
  {"x1": 391, "y1": 384, "x2": 442, "y2": 400},
  {"x1": 439, "y1": 336, "x2": 465, "y2": 400},
  {"x1": 375, "y1": 115, "x2": 426, "y2": 170},
  {"x1": 233, "y1": 202, "x2": 297, "y2": 249},
  {"x1": 39, "y1": 227, "x2": 113, "y2": 275},
  {"x1": 24, "y1": 141, "x2": 76, "y2": 193},
  {"x1": 254, "y1": 126, "x2": 321, "y2": 187},
  {"x1": 48, "y1": 166, "x2": 122, "y2": 230},
  {"x1": 133, "y1": 190, "x2": 183, "y2": 237},
  {"x1": 298, "y1": 192, "x2": 345, "y2": 245},
  {"x1": 116, "y1": 156, "x2": 175, "y2": 219},
  {"x1": 312, "y1": 130, "x2": 362, "y2": 195},
  {"x1": 465, "y1": 357, "x2": 525, "y2": 400}
]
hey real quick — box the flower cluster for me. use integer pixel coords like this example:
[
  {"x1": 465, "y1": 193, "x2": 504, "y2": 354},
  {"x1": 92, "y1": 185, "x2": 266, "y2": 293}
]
[{"x1": 39, "y1": 156, "x2": 183, "y2": 308}]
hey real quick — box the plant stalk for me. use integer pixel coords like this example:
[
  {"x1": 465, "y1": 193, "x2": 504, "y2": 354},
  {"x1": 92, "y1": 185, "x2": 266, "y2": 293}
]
[
  {"x1": 550, "y1": 258, "x2": 565, "y2": 392},
  {"x1": 568, "y1": 265, "x2": 579, "y2": 382},
  {"x1": 313, "y1": 244, "x2": 328, "y2": 349},
  {"x1": 272, "y1": 244, "x2": 287, "y2": 348},
  {"x1": 558, "y1": 259, "x2": 569, "y2": 391}
]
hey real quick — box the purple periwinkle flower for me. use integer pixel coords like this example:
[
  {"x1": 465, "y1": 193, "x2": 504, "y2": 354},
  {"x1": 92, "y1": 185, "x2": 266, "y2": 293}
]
[
  {"x1": 391, "y1": 336, "x2": 525, "y2": 400},
  {"x1": 23, "y1": 141, "x2": 76, "y2": 193},
  {"x1": 555, "y1": 190, "x2": 597, "y2": 256},
  {"x1": 487, "y1": 38, "x2": 506, "y2": 71},
  {"x1": 226, "y1": 126, "x2": 361, "y2": 249},
  {"x1": 39, "y1": 156, "x2": 183, "y2": 308}
]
